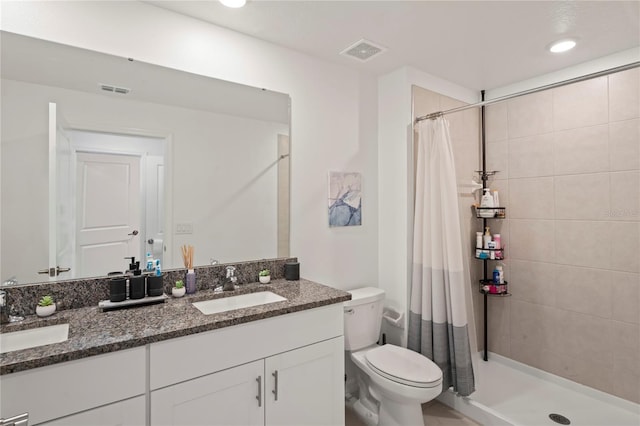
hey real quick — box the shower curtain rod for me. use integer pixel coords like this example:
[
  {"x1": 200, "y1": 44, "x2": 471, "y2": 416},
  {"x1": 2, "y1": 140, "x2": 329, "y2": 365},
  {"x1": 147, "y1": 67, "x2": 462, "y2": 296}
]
[{"x1": 415, "y1": 61, "x2": 640, "y2": 123}]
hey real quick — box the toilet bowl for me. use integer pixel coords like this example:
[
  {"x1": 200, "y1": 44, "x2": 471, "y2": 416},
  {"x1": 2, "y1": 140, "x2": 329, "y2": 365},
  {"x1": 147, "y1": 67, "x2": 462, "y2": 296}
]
[{"x1": 344, "y1": 287, "x2": 443, "y2": 426}]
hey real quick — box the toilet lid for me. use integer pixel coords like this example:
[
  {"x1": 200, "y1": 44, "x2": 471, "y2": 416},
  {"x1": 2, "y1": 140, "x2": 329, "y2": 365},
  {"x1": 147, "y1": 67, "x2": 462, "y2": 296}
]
[{"x1": 365, "y1": 345, "x2": 442, "y2": 388}]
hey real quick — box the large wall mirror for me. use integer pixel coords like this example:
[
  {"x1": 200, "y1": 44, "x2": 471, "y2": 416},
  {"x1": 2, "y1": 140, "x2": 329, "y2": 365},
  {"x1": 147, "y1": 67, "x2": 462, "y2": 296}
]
[{"x1": 1, "y1": 31, "x2": 291, "y2": 285}]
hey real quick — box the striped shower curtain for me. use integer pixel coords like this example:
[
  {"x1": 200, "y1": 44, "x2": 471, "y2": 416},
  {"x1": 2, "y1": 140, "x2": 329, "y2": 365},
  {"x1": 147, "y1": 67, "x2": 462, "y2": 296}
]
[{"x1": 408, "y1": 117, "x2": 475, "y2": 397}]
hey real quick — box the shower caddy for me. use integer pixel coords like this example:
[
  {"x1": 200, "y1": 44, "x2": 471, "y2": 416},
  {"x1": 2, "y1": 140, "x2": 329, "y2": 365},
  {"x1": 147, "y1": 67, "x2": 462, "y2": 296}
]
[{"x1": 476, "y1": 91, "x2": 510, "y2": 362}]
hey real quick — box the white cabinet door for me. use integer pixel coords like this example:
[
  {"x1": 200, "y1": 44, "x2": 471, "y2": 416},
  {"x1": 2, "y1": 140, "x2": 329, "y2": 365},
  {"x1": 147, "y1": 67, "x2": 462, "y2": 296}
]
[
  {"x1": 150, "y1": 360, "x2": 264, "y2": 426},
  {"x1": 265, "y1": 337, "x2": 344, "y2": 426},
  {"x1": 0, "y1": 347, "x2": 146, "y2": 425},
  {"x1": 39, "y1": 396, "x2": 145, "y2": 426}
]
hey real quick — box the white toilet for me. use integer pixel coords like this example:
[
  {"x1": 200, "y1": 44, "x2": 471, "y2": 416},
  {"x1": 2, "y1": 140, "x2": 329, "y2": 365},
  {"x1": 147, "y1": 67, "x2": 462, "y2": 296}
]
[{"x1": 344, "y1": 287, "x2": 442, "y2": 426}]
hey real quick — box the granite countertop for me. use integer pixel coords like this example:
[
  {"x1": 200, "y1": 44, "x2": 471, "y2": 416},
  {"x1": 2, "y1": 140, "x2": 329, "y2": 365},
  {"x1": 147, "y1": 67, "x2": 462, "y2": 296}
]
[{"x1": 0, "y1": 279, "x2": 351, "y2": 375}]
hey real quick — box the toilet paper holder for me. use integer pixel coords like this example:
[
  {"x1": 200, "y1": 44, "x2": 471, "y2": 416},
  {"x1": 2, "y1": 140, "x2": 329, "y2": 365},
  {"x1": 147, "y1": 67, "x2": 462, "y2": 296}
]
[{"x1": 382, "y1": 307, "x2": 404, "y2": 328}]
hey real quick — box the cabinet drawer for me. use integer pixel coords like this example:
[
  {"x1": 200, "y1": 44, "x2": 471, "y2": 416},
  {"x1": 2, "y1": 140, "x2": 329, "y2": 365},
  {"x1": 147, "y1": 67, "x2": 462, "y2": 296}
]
[
  {"x1": 150, "y1": 303, "x2": 343, "y2": 390},
  {"x1": 39, "y1": 395, "x2": 145, "y2": 426},
  {"x1": 0, "y1": 347, "x2": 146, "y2": 425}
]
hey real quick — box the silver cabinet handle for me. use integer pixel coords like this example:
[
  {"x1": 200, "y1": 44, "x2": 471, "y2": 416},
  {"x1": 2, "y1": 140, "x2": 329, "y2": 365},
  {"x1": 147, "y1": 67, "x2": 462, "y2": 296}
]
[
  {"x1": 0, "y1": 413, "x2": 29, "y2": 426},
  {"x1": 272, "y1": 370, "x2": 279, "y2": 401},
  {"x1": 256, "y1": 376, "x2": 262, "y2": 407},
  {"x1": 128, "y1": 230, "x2": 139, "y2": 236}
]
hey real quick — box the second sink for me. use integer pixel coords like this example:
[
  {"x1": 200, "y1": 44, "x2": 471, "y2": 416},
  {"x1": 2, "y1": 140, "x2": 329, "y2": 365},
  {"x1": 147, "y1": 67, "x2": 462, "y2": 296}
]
[
  {"x1": 192, "y1": 291, "x2": 287, "y2": 315},
  {"x1": 0, "y1": 323, "x2": 69, "y2": 354}
]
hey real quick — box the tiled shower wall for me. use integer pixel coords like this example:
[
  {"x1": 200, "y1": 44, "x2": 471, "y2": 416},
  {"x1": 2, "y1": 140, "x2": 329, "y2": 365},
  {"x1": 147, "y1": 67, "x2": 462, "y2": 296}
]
[{"x1": 485, "y1": 68, "x2": 640, "y2": 403}]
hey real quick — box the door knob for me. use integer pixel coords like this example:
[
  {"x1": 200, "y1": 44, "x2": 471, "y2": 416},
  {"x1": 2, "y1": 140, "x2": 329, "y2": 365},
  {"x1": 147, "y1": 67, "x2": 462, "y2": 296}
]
[{"x1": 147, "y1": 238, "x2": 154, "y2": 245}]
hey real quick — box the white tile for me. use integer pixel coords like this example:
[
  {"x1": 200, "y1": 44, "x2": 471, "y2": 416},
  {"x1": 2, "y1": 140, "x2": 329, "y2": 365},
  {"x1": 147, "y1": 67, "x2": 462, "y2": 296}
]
[
  {"x1": 609, "y1": 67, "x2": 640, "y2": 122},
  {"x1": 554, "y1": 125, "x2": 609, "y2": 175},
  {"x1": 611, "y1": 271, "x2": 640, "y2": 324},
  {"x1": 510, "y1": 219, "x2": 555, "y2": 262},
  {"x1": 610, "y1": 222, "x2": 640, "y2": 273},
  {"x1": 610, "y1": 171, "x2": 640, "y2": 222},
  {"x1": 489, "y1": 179, "x2": 508, "y2": 211},
  {"x1": 553, "y1": 76, "x2": 608, "y2": 131},
  {"x1": 508, "y1": 177, "x2": 554, "y2": 219},
  {"x1": 507, "y1": 90, "x2": 553, "y2": 138},
  {"x1": 509, "y1": 300, "x2": 560, "y2": 351},
  {"x1": 486, "y1": 141, "x2": 508, "y2": 179},
  {"x1": 413, "y1": 86, "x2": 441, "y2": 119},
  {"x1": 486, "y1": 102, "x2": 507, "y2": 142},
  {"x1": 609, "y1": 119, "x2": 640, "y2": 171},
  {"x1": 554, "y1": 173, "x2": 610, "y2": 220},
  {"x1": 508, "y1": 133, "x2": 554, "y2": 178},
  {"x1": 555, "y1": 310, "x2": 613, "y2": 363},
  {"x1": 554, "y1": 265, "x2": 612, "y2": 318},
  {"x1": 611, "y1": 321, "x2": 640, "y2": 403},
  {"x1": 555, "y1": 221, "x2": 611, "y2": 269},
  {"x1": 509, "y1": 259, "x2": 556, "y2": 306}
]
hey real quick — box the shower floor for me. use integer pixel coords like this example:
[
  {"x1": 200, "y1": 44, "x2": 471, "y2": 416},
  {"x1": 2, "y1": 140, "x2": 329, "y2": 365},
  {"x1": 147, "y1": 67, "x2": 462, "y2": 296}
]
[{"x1": 438, "y1": 352, "x2": 640, "y2": 426}]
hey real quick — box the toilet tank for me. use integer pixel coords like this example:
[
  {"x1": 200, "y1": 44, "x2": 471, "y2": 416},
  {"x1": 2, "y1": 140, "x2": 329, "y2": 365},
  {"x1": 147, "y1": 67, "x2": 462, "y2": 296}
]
[{"x1": 344, "y1": 287, "x2": 385, "y2": 351}]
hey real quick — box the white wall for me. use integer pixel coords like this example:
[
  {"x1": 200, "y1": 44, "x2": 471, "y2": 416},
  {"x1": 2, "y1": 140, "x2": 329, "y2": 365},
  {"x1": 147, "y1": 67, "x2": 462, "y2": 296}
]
[{"x1": 0, "y1": 0, "x2": 379, "y2": 289}]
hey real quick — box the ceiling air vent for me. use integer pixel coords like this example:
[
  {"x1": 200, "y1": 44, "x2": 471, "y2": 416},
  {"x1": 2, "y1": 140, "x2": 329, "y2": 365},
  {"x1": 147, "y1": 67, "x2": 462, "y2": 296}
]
[
  {"x1": 99, "y1": 83, "x2": 131, "y2": 95},
  {"x1": 340, "y1": 39, "x2": 387, "y2": 62}
]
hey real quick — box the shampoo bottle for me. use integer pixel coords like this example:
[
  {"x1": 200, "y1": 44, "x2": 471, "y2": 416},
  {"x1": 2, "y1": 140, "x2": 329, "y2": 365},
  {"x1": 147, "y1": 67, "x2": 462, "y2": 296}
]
[
  {"x1": 475, "y1": 232, "x2": 483, "y2": 257},
  {"x1": 480, "y1": 188, "x2": 495, "y2": 217}
]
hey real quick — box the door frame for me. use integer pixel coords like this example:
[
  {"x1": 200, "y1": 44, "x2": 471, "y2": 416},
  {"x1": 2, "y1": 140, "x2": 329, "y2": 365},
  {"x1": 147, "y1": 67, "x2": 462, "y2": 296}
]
[{"x1": 63, "y1": 122, "x2": 173, "y2": 272}]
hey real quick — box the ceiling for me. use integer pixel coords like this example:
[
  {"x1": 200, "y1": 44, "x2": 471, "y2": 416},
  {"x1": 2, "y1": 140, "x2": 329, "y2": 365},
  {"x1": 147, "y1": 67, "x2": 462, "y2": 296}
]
[{"x1": 146, "y1": 0, "x2": 640, "y2": 91}]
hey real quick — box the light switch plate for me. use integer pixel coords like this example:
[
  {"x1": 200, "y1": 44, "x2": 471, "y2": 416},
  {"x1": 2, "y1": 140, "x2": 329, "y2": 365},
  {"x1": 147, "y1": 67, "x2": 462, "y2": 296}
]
[{"x1": 175, "y1": 223, "x2": 193, "y2": 234}]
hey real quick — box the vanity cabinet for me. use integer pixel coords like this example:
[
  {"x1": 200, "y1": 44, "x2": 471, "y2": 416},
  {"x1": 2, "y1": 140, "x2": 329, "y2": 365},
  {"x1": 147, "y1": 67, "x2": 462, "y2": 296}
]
[
  {"x1": 1, "y1": 303, "x2": 345, "y2": 426},
  {"x1": 152, "y1": 338, "x2": 343, "y2": 426},
  {"x1": 149, "y1": 304, "x2": 345, "y2": 426},
  {"x1": 264, "y1": 337, "x2": 343, "y2": 426},
  {"x1": 151, "y1": 361, "x2": 265, "y2": 426},
  {"x1": 0, "y1": 347, "x2": 146, "y2": 425}
]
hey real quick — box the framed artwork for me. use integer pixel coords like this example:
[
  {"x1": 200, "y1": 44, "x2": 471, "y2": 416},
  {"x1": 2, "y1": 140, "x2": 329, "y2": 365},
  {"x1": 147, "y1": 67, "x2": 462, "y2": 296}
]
[{"x1": 328, "y1": 171, "x2": 362, "y2": 227}]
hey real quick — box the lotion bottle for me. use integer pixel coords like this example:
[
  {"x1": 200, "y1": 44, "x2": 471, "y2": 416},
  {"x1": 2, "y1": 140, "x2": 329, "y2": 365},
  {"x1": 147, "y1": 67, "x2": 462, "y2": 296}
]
[
  {"x1": 483, "y1": 226, "x2": 492, "y2": 250},
  {"x1": 480, "y1": 188, "x2": 495, "y2": 217}
]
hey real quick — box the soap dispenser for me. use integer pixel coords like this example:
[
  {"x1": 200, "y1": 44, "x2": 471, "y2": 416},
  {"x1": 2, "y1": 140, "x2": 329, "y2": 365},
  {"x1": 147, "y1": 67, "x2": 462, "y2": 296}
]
[{"x1": 126, "y1": 257, "x2": 145, "y2": 300}]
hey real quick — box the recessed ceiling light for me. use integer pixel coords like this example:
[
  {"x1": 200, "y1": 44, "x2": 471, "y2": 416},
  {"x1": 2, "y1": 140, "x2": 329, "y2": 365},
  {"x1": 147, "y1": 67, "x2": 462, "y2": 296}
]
[
  {"x1": 219, "y1": 0, "x2": 246, "y2": 8},
  {"x1": 549, "y1": 39, "x2": 576, "y2": 53}
]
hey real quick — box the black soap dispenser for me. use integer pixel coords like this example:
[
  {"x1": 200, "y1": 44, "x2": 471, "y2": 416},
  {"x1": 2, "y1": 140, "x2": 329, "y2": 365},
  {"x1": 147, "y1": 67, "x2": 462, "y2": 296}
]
[{"x1": 126, "y1": 257, "x2": 145, "y2": 299}]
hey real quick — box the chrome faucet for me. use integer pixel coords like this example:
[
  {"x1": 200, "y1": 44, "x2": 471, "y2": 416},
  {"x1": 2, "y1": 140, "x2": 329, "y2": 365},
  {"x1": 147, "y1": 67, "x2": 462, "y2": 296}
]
[{"x1": 223, "y1": 266, "x2": 237, "y2": 291}]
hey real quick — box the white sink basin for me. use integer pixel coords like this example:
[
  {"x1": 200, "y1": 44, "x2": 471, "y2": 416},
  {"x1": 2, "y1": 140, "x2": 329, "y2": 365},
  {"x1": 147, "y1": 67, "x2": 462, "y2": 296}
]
[
  {"x1": 192, "y1": 291, "x2": 287, "y2": 315},
  {"x1": 0, "y1": 323, "x2": 69, "y2": 354}
]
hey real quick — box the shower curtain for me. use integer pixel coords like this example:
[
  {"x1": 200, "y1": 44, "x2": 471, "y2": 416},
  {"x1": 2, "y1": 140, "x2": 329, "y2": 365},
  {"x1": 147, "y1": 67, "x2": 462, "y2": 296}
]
[{"x1": 408, "y1": 117, "x2": 475, "y2": 397}]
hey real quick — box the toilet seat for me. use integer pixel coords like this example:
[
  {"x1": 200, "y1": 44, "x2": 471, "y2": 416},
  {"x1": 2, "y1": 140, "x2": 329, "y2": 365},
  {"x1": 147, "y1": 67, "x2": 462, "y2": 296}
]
[{"x1": 365, "y1": 344, "x2": 442, "y2": 388}]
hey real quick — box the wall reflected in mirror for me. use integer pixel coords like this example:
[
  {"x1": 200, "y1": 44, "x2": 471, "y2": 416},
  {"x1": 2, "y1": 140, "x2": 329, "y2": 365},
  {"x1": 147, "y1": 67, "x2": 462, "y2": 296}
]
[{"x1": 1, "y1": 31, "x2": 291, "y2": 286}]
